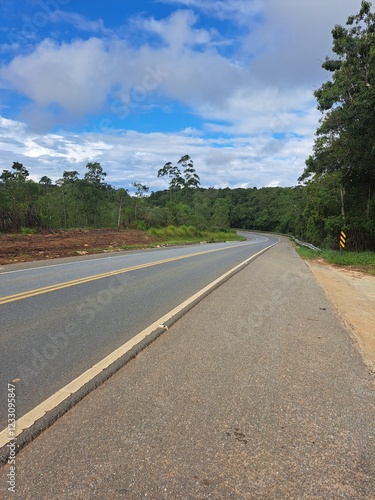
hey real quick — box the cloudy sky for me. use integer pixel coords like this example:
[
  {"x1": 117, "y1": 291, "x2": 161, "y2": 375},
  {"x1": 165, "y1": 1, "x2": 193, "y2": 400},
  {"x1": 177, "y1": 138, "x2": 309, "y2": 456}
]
[{"x1": 0, "y1": 0, "x2": 360, "y2": 192}]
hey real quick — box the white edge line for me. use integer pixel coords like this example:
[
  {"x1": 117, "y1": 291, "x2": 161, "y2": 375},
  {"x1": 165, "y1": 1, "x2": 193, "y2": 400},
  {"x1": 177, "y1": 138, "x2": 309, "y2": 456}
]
[{"x1": 0, "y1": 238, "x2": 279, "y2": 447}]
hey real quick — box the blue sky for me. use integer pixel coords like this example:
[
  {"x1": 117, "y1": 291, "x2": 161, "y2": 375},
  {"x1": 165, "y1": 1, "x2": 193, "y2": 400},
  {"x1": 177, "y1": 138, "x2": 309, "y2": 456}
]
[{"x1": 0, "y1": 0, "x2": 360, "y2": 191}]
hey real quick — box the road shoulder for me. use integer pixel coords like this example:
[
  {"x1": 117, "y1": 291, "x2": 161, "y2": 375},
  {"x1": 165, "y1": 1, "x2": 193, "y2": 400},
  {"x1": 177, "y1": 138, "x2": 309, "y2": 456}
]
[{"x1": 306, "y1": 260, "x2": 375, "y2": 372}]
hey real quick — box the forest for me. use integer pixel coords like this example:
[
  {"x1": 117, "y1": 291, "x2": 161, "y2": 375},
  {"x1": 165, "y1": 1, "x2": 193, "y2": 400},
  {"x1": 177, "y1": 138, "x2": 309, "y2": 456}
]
[{"x1": 0, "y1": 2, "x2": 374, "y2": 251}]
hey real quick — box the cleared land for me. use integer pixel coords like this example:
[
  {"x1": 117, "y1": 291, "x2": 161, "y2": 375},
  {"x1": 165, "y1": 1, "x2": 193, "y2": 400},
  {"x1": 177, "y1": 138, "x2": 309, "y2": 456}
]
[
  {"x1": 0, "y1": 228, "x2": 243, "y2": 265},
  {"x1": 0, "y1": 229, "x2": 159, "y2": 265}
]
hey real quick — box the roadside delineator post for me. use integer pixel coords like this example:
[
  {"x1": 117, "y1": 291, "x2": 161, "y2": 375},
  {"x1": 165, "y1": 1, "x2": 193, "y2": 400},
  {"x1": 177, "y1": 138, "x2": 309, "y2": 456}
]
[{"x1": 339, "y1": 230, "x2": 346, "y2": 255}]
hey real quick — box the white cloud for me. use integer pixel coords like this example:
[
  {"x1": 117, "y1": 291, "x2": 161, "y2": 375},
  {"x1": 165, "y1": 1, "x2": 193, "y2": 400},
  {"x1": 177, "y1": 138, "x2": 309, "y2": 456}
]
[
  {"x1": 1, "y1": 38, "x2": 114, "y2": 120},
  {"x1": 0, "y1": 0, "x2": 362, "y2": 187},
  {"x1": 159, "y1": 0, "x2": 264, "y2": 25},
  {"x1": 140, "y1": 9, "x2": 214, "y2": 49},
  {"x1": 245, "y1": 0, "x2": 357, "y2": 87},
  {"x1": 1, "y1": 2, "x2": 351, "y2": 130},
  {"x1": 49, "y1": 10, "x2": 109, "y2": 35},
  {"x1": 0, "y1": 114, "x2": 314, "y2": 189}
]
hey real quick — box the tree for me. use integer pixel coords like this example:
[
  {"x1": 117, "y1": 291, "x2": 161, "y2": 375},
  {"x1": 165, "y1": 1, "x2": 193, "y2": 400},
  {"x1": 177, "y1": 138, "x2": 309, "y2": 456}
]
[
  {"x1": 62, "y1": 171, "x2": 80, "y2": 183},
  {"x1": 302, "y1": 2, "x2": 375, "y2": 185},
  {"x1": 211, "y1": 198, "x2": 229, "y2": 229},
  {"x1": 0, "y1": 162, "x2": 29, "y2": 184},
  {"x1": 300, "y1": 1, "x2": 375, "y2": 249},
  {"x1": 132, "y1": 182, "x2": 149, "y2": 198},
  {"x1": 132, "y1": 182, "x2": 149, "y2": 221},
  {"x1": 84, "y1": 162, "x2": 107, "y2": 186},
  {"x1": 0, "y1": 162, "x2": 39, "y2": 231},
  {"x1": 177, "y1": 155, "x2": 200, "y2": 189},
  {"x1": 37, "y1": 176, "x2": 55, "y2": 227},
  {"x1": 116, "y1": 188, "x2": 129, "y2": 227},
  {"x1": 157, "y1": 162, "x2": 184, "y2": 201},
  {"x1": 157, "y1": 155, "x2": 200, "y2": 202},
  {"x1": 56, "y1": 172, "x2": 84, "y2": 227},
  {"x1": 39, "y1": 176, "x2": 52, "y2": 187},
  {"x1": 11, "y1": 162, "x2": 29, "y2": 181}
]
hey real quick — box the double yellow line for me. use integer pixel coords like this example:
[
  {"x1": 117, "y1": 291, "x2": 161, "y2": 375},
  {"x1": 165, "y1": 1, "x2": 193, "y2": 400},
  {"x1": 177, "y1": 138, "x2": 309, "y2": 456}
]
[{"x1": 0, "y1": 243, "x2": 244, "y2": 305}]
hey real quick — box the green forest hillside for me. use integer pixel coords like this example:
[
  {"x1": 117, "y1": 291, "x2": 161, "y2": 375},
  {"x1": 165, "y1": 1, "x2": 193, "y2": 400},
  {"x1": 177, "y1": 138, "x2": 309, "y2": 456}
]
[{"x1": 0, "y1": 159, "x2": 372, "y2": 250}]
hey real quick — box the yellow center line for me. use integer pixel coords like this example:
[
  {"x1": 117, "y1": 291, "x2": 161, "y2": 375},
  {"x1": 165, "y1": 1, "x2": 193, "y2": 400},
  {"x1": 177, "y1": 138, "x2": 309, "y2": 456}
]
[{"x1": 0, "y1": 243, "x2": 246, "y2": 305}]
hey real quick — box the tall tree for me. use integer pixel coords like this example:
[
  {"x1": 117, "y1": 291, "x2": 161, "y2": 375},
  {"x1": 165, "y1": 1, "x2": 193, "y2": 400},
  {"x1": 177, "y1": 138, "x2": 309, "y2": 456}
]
[
  {"x1": 132, "y1": 182, "x2": 149, "y2": 220},
  {"x1": 300, "y1": 0, "x2": 375, "y2": 249},
  {"x1": 116, "y1": 188, "x2": 129, "y2": 227},
  {"x1": 157, "y1": 155, "x2": 200, "y2": 203},
  {"x1": 62, "y1": 171, "x2": 80, "y2": 183},
  {"x1": 0, "y1": 162, "x2": 39, "y2": 231},
  {"x1": 157, "y1": 161, "x2": 184, "y2": 201},
  {"x1": 84, "y1": 162, "x2": 107, "y2": 186},
  {"x1": 177, "y1": 155, "x2": 200, "y2": 190},
  {"x1": 39, "y1": 176, "x2": 52, "y2": 187}
]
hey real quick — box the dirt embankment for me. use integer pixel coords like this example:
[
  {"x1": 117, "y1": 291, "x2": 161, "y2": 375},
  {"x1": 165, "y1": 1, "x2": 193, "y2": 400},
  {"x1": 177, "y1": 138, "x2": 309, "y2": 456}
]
[
  {"x1": 0, "y1": 229, "x2": 156, "y2": 265},
  {"x1": 306, "y1": 260, "x2": 375, "y2": 372}
]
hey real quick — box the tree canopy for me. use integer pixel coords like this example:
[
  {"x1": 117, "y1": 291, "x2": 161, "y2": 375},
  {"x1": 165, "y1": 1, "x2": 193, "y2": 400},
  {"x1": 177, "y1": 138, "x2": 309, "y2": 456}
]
[{"x1": 299, "y1": 0, "x2": 375, "y2": 250}]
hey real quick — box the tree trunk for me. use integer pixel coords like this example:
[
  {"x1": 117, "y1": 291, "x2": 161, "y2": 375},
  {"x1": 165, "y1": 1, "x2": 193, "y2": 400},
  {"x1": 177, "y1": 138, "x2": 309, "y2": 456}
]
[
  {"x1": 340, "y1": 185, "x2": 345, "y2": 218},
  {"x1": 61, "y1": 189, "x2": 67, "y2": 229},
  {"x1": 366, "y1": 187, "x2": 371, "y2": 218},
  {"x1": 117, "y1": 196, "x2": 123, "y2": 227}
]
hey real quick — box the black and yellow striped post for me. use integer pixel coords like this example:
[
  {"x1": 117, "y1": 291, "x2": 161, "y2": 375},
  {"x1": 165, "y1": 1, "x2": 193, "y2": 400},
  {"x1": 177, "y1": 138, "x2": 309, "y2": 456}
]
[{"x1": 339, "y1": 230, "x2": 346, "y2": 254}]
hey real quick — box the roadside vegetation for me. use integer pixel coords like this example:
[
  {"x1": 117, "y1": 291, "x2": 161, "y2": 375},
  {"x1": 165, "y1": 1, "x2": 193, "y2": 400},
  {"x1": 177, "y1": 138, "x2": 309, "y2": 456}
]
[
  {"x1": 295, "y1": 246, "x2": 375, "y2": 275},
  {"x1": 146, "y1": 225, "x2": 246, "y2": 245}
]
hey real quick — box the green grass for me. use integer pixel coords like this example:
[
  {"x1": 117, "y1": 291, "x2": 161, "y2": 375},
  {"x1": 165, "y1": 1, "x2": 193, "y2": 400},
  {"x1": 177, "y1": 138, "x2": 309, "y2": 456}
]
[
  {"x1": 147, "y1": 225, "x2": 246, "y2": 244},
  {"x1": 296, "y1": 246, "x2": 375, "y2": 275},
  {"x1": 21, "y1": 227, "x2": 35, "y2": 235}
]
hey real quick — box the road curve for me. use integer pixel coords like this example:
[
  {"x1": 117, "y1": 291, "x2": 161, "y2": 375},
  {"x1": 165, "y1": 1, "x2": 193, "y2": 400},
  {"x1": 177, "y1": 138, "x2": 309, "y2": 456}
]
[{"x1": 0, "y1": 232, "x2": 278, "y2": 433}]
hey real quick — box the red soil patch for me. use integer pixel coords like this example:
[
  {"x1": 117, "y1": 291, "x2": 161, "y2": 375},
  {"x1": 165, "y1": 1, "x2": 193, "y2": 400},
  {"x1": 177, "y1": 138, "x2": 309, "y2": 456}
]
[{"x1": 0, "y1": 229, "x2": 157, "y2": 265}]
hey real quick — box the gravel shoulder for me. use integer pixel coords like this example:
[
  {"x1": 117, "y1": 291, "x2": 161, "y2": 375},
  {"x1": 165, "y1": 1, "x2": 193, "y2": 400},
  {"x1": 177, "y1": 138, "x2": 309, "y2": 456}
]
[{"x1": 306, "y1": 260, "x2": 375, "y2": 372}]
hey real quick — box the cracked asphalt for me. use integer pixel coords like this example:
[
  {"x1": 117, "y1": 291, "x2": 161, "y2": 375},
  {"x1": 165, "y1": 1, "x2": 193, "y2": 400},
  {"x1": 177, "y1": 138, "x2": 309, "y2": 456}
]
[{"x1": 1, "y1": 239, "x2": 374, "y2": 499}]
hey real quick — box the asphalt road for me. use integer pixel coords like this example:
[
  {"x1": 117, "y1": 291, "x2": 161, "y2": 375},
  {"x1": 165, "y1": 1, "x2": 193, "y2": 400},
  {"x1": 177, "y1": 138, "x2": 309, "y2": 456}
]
[
  {"x1": 0, "y1": 232, "x2": 277, "y2": 429},
  {"x1": 1, "y1": 238, "x2": 374, "y2": 499}
]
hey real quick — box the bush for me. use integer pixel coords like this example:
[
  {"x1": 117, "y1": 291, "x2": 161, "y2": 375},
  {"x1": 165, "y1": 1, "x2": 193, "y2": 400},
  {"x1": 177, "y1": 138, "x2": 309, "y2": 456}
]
[
  {"x1": 165, "y1": 225, "x2": 178, "y2": 236},
  {"x1": 144, "y1": 225, "x2": 244, "y2": 244},
  {"x1": 147, "y1": 227, "x2": 159, "y2": 237}
]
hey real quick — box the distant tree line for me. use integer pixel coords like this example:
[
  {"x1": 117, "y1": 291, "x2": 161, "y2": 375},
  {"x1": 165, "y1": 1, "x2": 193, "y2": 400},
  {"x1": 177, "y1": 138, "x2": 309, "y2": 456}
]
[
  {"x1": 1, "y1": 3, "x2": 375, "y2": 251},
  {"x1": 1, "y1": 154, "x2": 373, "y2": 249}
]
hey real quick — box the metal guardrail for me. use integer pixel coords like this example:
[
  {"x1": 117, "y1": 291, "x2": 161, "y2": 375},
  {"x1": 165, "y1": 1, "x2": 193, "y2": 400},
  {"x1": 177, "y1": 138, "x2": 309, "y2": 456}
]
[{"x1": 293, "y1": 237, "x2": 321, "y2": 252}]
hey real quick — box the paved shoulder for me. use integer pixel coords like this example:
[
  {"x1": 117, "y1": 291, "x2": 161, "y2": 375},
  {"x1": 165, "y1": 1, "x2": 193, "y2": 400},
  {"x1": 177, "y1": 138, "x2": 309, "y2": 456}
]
[{"x1": 1, "y1": 239, "x2": 374, "y2": 499}]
